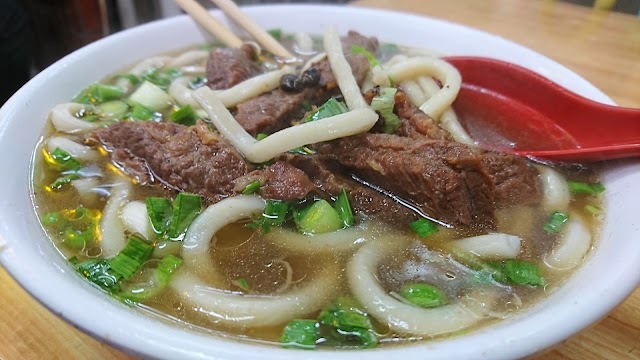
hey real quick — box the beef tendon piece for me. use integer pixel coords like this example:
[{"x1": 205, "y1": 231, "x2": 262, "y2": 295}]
[
  {"x1": 90, "y1": 121, "x2": 249, "y2": 203},
  {"x1": 206, "y1": 44, "x2": 261, "y2": 90}
]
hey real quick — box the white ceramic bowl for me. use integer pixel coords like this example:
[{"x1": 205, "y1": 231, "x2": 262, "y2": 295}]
[{"x1": 1, "y1": 4, "x2": 639, "y2": 360}]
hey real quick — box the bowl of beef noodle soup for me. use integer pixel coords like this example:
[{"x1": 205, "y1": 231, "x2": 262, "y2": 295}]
[{"x1": 1, "y1": 5, "x2": 639, "y2": 360}]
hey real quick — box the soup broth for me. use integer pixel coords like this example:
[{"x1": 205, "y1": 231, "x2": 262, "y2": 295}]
[{"x1": 32, "y1": 30, "x2": 604, "y2": 349}]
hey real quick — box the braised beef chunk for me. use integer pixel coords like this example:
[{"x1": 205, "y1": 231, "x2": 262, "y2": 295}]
[
  {"x1": 394, "y1": 91, "x2": 452, "y2": 141},
  {"x1": 281, "y1": 154, "x2": 417, "y2": 224},
  {"x1": 234, "y1": 88, "x2": 315, "y2": 135},
  {"x1": 240, "y1": 161, "x2": 316, "y2": 201},
  {"x1": 316, "y1": 134, "x2": 496, "y2": 227},
  {"x1": 206, "y1": 44, "x2": 261, "y2": 90},
  {"x1": 316, "y1": 133, "x2": 541, "y2": 227},
  {"x1": 233, "y1": 31, "x2": 379, "y2": 136},
  {"x1": 90, "y1": 121, "x2": 249, "y2": 203}
]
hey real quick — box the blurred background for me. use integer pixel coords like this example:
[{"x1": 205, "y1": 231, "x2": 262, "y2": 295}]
[{"x1": 1, "y1": 0, "x2": 638, "y2": 105}]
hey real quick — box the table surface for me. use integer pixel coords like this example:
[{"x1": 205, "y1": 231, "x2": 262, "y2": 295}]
[{"x1": 1, "y1": 0, "x2": 639, "y2": 359}]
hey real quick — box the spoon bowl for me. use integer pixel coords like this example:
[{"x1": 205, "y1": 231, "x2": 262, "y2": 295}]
[{"x1": 445, "y1": 56, "x2": 640, "y2": 162}]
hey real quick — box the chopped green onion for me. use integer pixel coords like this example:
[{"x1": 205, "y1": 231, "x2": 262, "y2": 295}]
[
  {"x1": 585, "y1": 204, "x2": 602, "y2": 216},
  {"x1": 318, "y1": 297, "x2": 378, "y2": 349},
  {"x1": 256, "y1": 133, "x2": 269, "y2": 141},
  {"x1": 301, "y1": 99, "x2": 312, "y2": 112},
  {"x1": 114, "y1": 74, "x2": 140, "y2": 86},
  {"x1": 544, "y1": 211, "x2": 570, "y2": 233},
  {"x1": 334, "y1": 189, "x2": 354, "y2": 227},
  {"x1": 43, "y1": 207, "x2": 100, "y2": 248},
  {"x1": 288, "y1": 146, "x2": 317, "y2": 156},
  {"x1": 232, "y1": 277, "x2": 251, "y2": 292},
  {"x1": 267, "y1": 28, "x2": 283, "y2": 41},
  {"x1": 189, "y1": 76, "x2": 207, "y2": 90},
  {"x1": 146, "y1": 197, "x2": 173, "y2": 235},
  {"x1": 351, "y1": 44, "x2": 380, "y2": 68},
  {"x1": 241, "y1": 180, "x2": 261, "y2": 195},
  {"x1": 75, "y1": 259, "x2": 121, "y2": 292},
  {"x1": 281, "y1": 319, "x2": 318, "y2": 349},
  {"x1": 488, "y1": 259, "x2": 546, "y2": 287},
  {"x1": 46, "y1": 147, "x2": 82, "y2": 171},
  {"x1": 170, "y1": 104, "x2": 197, "y2": 126},
  {"x1": 294, "y1": 199, "x2": 343, "y2": 235},
  {"x1": 95, "y1": 100, "x2": 129, "y2": 120},
  {"x1": 129, "y1": 104, "x2": 157, "y2": 121},
  {"x1": 128, "y1": 81, "x2": 173, "y2": 111},
  {"x1": 568, "y1": 180, "x2": 605, "y2": 195},
  {"x1": 409, "y1": 218, "x2": 438, "y2": 237},
  {"x1": 397, "y1": 283, "x2": 447, "y2": 308},
  {"x1": 118, "y1": 254, "x2": 183, "y2": 302},
  {"x1": 109, "y1": 236, "x2": 154, "y2": 280},
  {"x1": 74, "y1": 83, "x2": 125, "y2": 104},
  {"x1": 370, "y1": 87, "x2": 401, "y2": 134},
  {"x1": 303, "y1": 97, "x2": 349, "y2": 123},
  {"x1": 49, "y1": 172, "x2": 80, "y2": 191},
  {"x1": 142, "y1": 67, "x2": 182, "y2": 90},
  {"x1": 247, "y1": 200, "x2": 290, "y2": 233},
  {"x1": 167, "y1": 193, "x2": 202, "y2": 240},
  {"x1": 449, "y1": 247, "x2": 509, "y2": 284}
]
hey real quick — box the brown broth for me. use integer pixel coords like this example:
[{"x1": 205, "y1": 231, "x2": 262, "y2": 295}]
[{"x1": 31, "y1": 41, "x2": 604, "y2": 349}]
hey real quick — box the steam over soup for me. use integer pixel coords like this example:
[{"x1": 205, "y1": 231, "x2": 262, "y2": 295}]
[{"x1": 32, "y1": 28, "x2": 604, "y2": 349}]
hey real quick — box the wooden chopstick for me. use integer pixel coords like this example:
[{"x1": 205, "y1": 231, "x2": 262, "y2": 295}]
[
  {"x1": 209, "y1": 0, "x2": 294, "y2": 59},
  {"x1": 174, "y1": 0, "x2": 243, "y2": 48}
]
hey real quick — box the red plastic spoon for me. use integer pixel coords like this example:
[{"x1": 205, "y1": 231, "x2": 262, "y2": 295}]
[{"x1": 444, "y1": 56, "x2": 640, "y2": 162}]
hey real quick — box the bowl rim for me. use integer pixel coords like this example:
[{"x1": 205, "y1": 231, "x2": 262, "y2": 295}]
[{"x1": 1, "y1": 4, "x2": 639, "y2": 360}]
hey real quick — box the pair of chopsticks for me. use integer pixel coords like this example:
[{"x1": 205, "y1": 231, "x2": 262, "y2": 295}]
[{"x1": 174, "y1": 0, "x2": 293, "y2": 59}]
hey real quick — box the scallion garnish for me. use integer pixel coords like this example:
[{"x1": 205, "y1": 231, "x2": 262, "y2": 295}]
[
  {"x1": 351, "y1": 44, "x2": 380, "y2": 68},
  {"x1": 170, "y1": 104, "x2": 197, "y2": 126},
  {"x1": 232, "y1": 277, "x2": 251, "y2": 292},
  {"x1": 397, "y1": 283, "x2": 447, "y2": 308},
  {"x1": 267, "y1": 28, "x2": 283, "y2": 41},
  {"x1": 568, "y1": 180, "x2": 605, "y2": 195},
  {"x1": 142, "y1": 67, "x2": 182, "y2": 90},
  {"x1": 288, "y1": 146, "x2": 317, "y2": 156},
  {"x1": 256, "y1": 133, "x2": 269, "y2": 141},
  {"x1": 146, "y1": 197, "x2": 173, "y2": 235},
  {"x1": 488, "y1": 259, "x2": 546, "y2": 287},
  {"x1": 409, "y1": 218, "x2": 439, "y2": 237},
  {"x1": 74, "y1": 83, "x2": 125, "y2": 104},
  {"x1": 167, "y1": 193, "x2": 203, "y2": 240},
  {"x1": 281, "y1": 319, "x2": 318, "y2": 349},
  {"x1": 370, "y1": 87, "x2": 401, "y2": 134},
  {"x1": 294, "y1": 199, "x2": 343, "y2": 235},
  {"x1": 303, "y1": 97, "x2": 349, "y2": 123},
  {"x1": 241, "y1": 180, "x2": 261, "y2": 195},
  {"x1": 544, "y1": 211, "x2": 570, "y2": 233},
  {"x1": 318, "y1": 297, "x2": 378, "y2": 349},
  {"x1": 246, "y1": 200, "x2": 289, "y2": 233},
  {"x1": 334, "y1": 189, "x2": 354, "y2": 227},
  {"x1": 585, "y1": 204, "x2": 602, "y2": 216},
  {"x1": 189, "y1": 76, "x2": 207, "y2": 90},
  {"x1": 129, "y1": 104, "x2": 156, "y2": 121},
  {"x1": 117, "y1": 254, "x2": 183, "y2": 303},
  {"x1": 109, "y1": 236, "x2": 154, "y2": 280},
  {"x1": 75, "y1": 259, "x2": 121, "y2": 292},
  {"x1": 42, "y1": 207, "x2": 100, "y2": 249},
  {"x1": 114, "y1": 73, "x2": 141, "y2": 86},
  {"x1": 45, "y1": 147, "x2": 82, "y2": 172}
]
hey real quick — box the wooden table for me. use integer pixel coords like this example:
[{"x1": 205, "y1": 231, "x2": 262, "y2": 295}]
[{"x1": 1, "y1": 1, "x2": 639, "y2": 359}]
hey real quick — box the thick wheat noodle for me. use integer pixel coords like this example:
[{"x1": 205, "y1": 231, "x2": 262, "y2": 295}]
[
  {"x1": 193, "y1": 88, "x2": 377, "y2": 163},
  {"x1": 262, "y1": 223, "x2": 374, "y2": 253},
  {"x1": 544, "y1": 212, "x2": 592, "y2": 270},
  {"x1": 348, "y1": 236, "x2": 495, "y2": 336},
  {"x1": 450, "y1": 233, "x2": 522, "y2": 259},
  {"x1": 535, "y1": 164, "x2": 570, "y2": 214},
  {"x1": 100, "y1": 177, "x2": 131, "y2": 258},
  {"x1": 47, "y1": 136, "x2": 100, "y2": 161},
  {"x1": 170, "y1": 261, "x2": 338, "y2": 327},
  {"x1": 50, "y1": 103, "x2": 100, "y2": 133}
]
